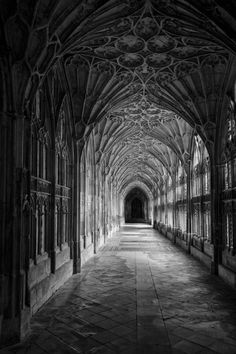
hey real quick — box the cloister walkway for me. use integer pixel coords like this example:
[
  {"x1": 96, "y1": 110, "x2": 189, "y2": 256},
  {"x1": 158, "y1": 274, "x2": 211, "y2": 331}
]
[{"x1": 2, "y1": 225, "x2": 236, "y2": 354}]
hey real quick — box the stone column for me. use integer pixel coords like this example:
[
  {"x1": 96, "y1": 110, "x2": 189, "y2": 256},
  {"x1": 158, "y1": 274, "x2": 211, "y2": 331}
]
[
  {"x1": 104, "y1": 174, "x2": 107, "y2": 242},
  {"x1": 172, "y1": 172, "x2": 177, "y2": 243},
  {"x1": 50, "y1": 139, "x2": 56, "y2": 273},
  {"x1": 0, "y1": 109, "x2": 31, "y2": 345},
  {"x1": 38, "y1": 204, "x2": 44, "y2": 255},
  {"x1": 210, "y1": 162, "x2": 222, "y2": 274},
  {"x1": 108, "y1": 178, "x2": 112, "y2": 236},
  {"x1": 102, "y1": 165, "x2": 106, "y2": 242},
  {"x1": 200, "y1": 168, "x2": 204, "y2": 252},
  {"x1": 165, "y1": 179, "x2": 168, "y2": 225},
  {"x1": 232, "y1": 201, "x2": 236, "y2": 255},
  {"x1": 94, "y1": 166, "x2": 98, "y2": 254},
  {"x1": 72, "y1": 141, "x2": 81, "y2": 273},
  {"x1": 61, "y1": 206, "x2": 66, "y2": 246},
  {"x1": 186, "y1": 162, "x2": 192, "y2": 253}
]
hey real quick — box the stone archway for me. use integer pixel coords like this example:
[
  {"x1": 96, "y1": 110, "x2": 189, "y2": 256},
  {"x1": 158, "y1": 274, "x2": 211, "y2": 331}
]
[
  {"x1": 131, "y1": 197, "x2": 144, "y2": 219},
  {"x1": 125, "y1": 187, "x2": 149, "y2": 223}
]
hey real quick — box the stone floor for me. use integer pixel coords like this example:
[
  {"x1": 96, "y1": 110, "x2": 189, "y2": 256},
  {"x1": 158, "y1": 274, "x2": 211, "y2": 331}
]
[{"x1": 2, "y1": 224, "x2": 236, "y2": 354}]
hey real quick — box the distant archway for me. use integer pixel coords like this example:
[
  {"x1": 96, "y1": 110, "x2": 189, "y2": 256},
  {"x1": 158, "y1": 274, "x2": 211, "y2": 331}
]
[
  {"x1": 131, "y1": 198, "x2": 144, "y2": 219},
  {"x1": 125, "y1": 187, "x2": 149, "y2": 223}
]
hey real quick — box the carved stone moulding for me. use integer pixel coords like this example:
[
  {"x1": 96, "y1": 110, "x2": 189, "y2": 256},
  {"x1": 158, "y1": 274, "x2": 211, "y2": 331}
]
[
  {"x1": 31, "y1": 176, "x2": 51, "y2": 194},
  {"x1": 62, "y1": 186, "x2": 72, "y2": 198},
  {"x1": 200, "y1": 53, "x2": 228, "y2": 70},
  {"x1": 222, "y1": 190, "x2": 235, "y2": 201},
  {"x1": 155, "y1": 70, "x2": 175, "y2": 85},
  {"x1": 146, "y1": 53, "x2": 172, "y2": 68},
  {"x1": 94, "y1": 46, "x2": 121, "y2": 59},
  {"x1": 224, "y1": 142, "x2": 236, "y2": 161},
  {"x1": 109, "y1": 17, "x2": 133, "y2": 35},
  {"x1": 55, "y1": 185, "x2": 61, "y2": 196},
  {"x1": 55, "y1": 185, "x2": 72, "y2": 198},
  {"x1": 203, "y1": 202, "x2": 211, "y2": 213},
  {"x1": 183, "y1": 37, "x2": 216, "y2": 47},
  {"x1": 118, "y1": 53, "x2": 144, "y2": 68},
  {"x1": 147, "y1": 35, "x2": 176, "y2": 53},
  {"x1": 30, "y1": 191, "x2": 50, "y2": 209},
  {"x1": 92, "y1": 61, "x2": 114, "y2": 74},
  {"x1": 170, "y1": 46, "x2": 204, "y2": 59},
  {"x1": 175, "y1": 61, "x2": 198, "y2": 79},
  {"x1": 134, "y1": 16, "x2": 160, "y2": 40},
  {"x1": 116, "y1": 35, "x2": 145, "y2": 53}
]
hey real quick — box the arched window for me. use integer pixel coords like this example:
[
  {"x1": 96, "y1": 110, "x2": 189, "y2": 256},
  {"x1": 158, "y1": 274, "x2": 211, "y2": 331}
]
[
  {"x1": 202, "y1": 145, "x2": 210, "y2": 195},
  {"x1": 202, "y1": 145, "x2": 211, "y2": 242},
  {"x1": 227, "y1": 98, "x2": 236, "y2": 142},
  {"x1": 55, "y1": 102, "x2": 72, "y2": 248},
  {"x1": 191, "y1": 134, "x2": 211, "y2": 243},
  {"x1": 221, "y1": 87, "x2": 236, "y2": 254},
  {"x1": 167, "y1": 174, "x2": 173, "y2": 227},
  {"x1": 192, "y1": 204, "x2": 201, "y2": 236},
  {"x1": 226, "y1": 211, "x2": 233, "y2": 249},
  {"x1": 85, "y1": 141, "x2": 95, "y2": 245},
  {"x1": 176, "y1": 161, "x2": 185, "y2": 202},
  {"x1": 176, "y1": 161, "x2": 187, "y2": 232},
  {"x1": 223, "y1": 202, "x2": 234, "y2": 252},
  {"x1": 192, "y1": 135, "x2": 201, "y2": 197},
  {"x1": 157, "y1": 190, "x2": 161, "y2": 221},
  {"x1": 30, "y1": 89, "x2": 51, "y2": 262},
  {"x1": 203, "y1": 203, "x2": 211, "y2": 243},
  {"x1": 224, "y1": 161, "x2": 232, "y2": 190},
  {"x1": 167, "y1": 174, "x2": 173, "y2": 203},
  {"x1": 223, "y1": 94, "x2": 236, "y2": 190}
]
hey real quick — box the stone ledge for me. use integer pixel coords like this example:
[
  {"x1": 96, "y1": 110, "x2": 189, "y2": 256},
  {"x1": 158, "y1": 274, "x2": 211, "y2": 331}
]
[
  {"x1": 166, "y1": 231, "x2": 174, "y2": 242},
  {"x1": 190, "y1": 246, "x2": 212, "y2": 269},
  {"x1": 28, "y1": 257, "x2": 51, "y2": 288},
  {"x1": 176, "y1": 237, "x2": 188, "y2": 252},
  {"x1": 219, "y1": 264, "x2": 236, "y2": 288},
  {"x1": 203, "y1": 241, "x2": 213, "y2": 257},
  {"x1": 30, "y1": 260, "x2": 73, "y2": 314},
  {"x1": 157, "y1": 228, "x2": 212, "y2": 269},
  {"x1": 97, "y1": 236, "x2": 105, "y2": 250},
  {"x1": 55, "y1": 246, "x2": 71, "y2": 270},
  {"x1": 28, "y1": 246, "x2": 71, "y2": 288},
  {"x1": 81, "y1": 243, "x2": 94, "y2": 266},
  {"x1": 222, "y1": 250, "x2": 236, "y2": 273}
]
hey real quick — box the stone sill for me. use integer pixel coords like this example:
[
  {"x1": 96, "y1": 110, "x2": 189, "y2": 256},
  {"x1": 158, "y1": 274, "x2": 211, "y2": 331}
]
[
  {"x1": 219, "y1": 264, "x2": 236, "y2": 288},
  {"x1": 190, "y1": 246, "x2": 212, "y2": 269},
  {"x1": 29, "y1": 252, "x2": 49, "y2": 267}
]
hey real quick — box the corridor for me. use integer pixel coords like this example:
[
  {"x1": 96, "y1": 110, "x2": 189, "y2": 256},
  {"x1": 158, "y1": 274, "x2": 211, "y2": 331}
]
[{"x1": 3, "y1": 225, "x2": 236, "y2": 354}]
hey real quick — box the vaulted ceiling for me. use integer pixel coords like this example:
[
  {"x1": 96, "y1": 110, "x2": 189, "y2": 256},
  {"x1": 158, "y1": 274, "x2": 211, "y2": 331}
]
[{"x1": 2, "y1": 0, "x2": 236, "y2": 195}]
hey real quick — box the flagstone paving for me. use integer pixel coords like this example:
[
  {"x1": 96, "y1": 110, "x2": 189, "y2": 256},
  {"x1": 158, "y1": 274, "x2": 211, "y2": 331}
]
[{"x1": 2, "y1": 224, "x2": 236, "y2": 354}]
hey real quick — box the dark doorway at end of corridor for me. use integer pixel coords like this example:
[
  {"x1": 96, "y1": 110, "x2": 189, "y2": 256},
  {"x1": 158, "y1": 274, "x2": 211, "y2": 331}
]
[{"x1": 125, "y1": 187, "x2": 151, "y2": 224}]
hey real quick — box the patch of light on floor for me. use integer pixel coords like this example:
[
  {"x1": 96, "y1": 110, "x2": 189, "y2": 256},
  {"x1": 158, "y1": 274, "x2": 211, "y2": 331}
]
[
  {"x1": 123, "y1": 223, "x2": 152, "y2": 228},
  {"x1": 121, "y1": 231, "x2": 138, "y2": 235}
]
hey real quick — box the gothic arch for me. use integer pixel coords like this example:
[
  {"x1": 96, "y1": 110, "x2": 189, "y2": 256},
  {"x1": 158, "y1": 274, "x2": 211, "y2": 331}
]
[{"x1": 124, "y1": 187, "x2": 150, "y2": 224}]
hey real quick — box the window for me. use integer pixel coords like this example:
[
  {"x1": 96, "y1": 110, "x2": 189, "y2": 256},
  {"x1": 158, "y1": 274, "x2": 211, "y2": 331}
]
[
  {"x1": 226, "y1": 212, "x2": 233, "y2": 249},
  {"x1": 203, "y1": 204, "x2": 211, "y2": 242},
  {"x1": 192, "y1": 135, "x2": 201, "y2": 197},
  {"x1": 193, "y1": 204, "x2": 200, "y2": 235},
  {"x1": 227, "y1": 99, "x2": 236, "y2": 142},
  {"x1": 224, "y1": 161, "x2": 232, "y2": 190}
]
